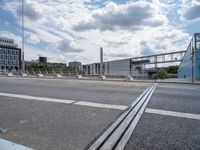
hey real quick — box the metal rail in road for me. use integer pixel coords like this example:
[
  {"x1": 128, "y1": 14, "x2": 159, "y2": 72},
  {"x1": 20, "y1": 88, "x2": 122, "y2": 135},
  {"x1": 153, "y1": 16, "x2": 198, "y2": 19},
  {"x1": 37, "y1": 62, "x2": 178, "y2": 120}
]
[{"x1": 86, "y1": 83, "x2": 157, "y2": 150}]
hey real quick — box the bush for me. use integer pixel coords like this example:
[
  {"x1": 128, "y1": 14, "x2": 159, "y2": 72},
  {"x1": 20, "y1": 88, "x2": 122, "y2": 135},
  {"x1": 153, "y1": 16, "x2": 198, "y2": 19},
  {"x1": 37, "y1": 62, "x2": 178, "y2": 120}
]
[
  {"x1": 156, "y1": 71, "x2": 170, "y2": 79},
  {"x1": 167, "y1": 66, "x2": 178, "y2": 74}
]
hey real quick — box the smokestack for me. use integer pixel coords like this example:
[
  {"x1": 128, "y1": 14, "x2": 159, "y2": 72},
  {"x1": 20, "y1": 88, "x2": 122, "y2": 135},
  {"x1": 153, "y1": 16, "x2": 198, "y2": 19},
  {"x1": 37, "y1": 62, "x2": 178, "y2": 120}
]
[{"x1": 100, "y1": 47, "x2": 103, "y2": 76}]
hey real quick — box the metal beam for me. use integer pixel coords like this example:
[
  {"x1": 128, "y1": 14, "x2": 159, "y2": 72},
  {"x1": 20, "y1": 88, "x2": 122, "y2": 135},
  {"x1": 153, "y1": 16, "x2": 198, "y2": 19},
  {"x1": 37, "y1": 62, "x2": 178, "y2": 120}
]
[{"x1": 130, "y1": 50, "x2": 186, "y2": 60}]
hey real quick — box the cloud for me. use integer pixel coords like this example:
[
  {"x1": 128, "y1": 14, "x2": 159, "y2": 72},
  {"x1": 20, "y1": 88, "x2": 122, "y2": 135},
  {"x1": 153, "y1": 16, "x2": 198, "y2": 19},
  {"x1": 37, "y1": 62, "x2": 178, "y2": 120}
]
[
  {"x1": 181, "y1": 0, "x2": 200, "y2": 20},
  {"x1": 0, "y1": 0, "x2": 192, "y2": 65},
  {"x1": 104, "y1": 52, "x2": 131, "y2": 58},
  {"x1": 26, "y1": 33, "x2": 40, "y2": 44},
  {"x1": 58, "y1": 39, "x2": 83, "y2": 53},
  {"x1": 16, "y1": 0, "x2": 43, "y2": 21},
  {"x1": 140, "y1": 40, "x2": 155, "y2": 56},
  {"x1": 103, "y1": 39, "x2": 128, "y2": 47},
  {"x1": 0, "y1": 31, "x2": 22, "y2": 47},
  {"x1": 139, "y1": 29, "x2": 191, "y2": 56},
  {"x1": 73, "y1": 1, "x2": 168, "y2": 31}
]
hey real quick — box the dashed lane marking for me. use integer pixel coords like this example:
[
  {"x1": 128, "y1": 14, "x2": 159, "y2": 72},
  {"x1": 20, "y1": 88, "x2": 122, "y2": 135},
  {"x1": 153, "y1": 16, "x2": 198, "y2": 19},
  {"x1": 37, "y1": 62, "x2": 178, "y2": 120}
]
[
  {"x1": 0, "y1": 92, "x2": 75, "y2": 104},
  {"x1": 74, "y1": 101, "x2": 128, "y2": 110},
  {"x1": 145, "y1": 108, "x2": 200, "y2": 120},
  {"x1": 0, "y1": 92, "x2": 127, "y2": 110}
]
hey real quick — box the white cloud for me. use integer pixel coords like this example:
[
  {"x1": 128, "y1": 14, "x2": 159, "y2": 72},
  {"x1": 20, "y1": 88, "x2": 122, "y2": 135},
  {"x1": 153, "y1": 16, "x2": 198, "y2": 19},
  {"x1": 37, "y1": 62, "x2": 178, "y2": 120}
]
[
  {"x1": 104, "y1": 52, "x2": 132, "y2": 58},
  {"x1": 58, "y1": 39, "x2": 84, "y2": 53},
  {"x1": 16, "y1": 0, "x2": 43, "y2": 21},
  {"x1": 1, "y1": 0, "x2": 192, "y2": 64},
  {"x1": 0, "y1": 31, "x2": 22, "y2": 46},
  {"x1": 73, "y1": 1, "x2": 168, "y2": 31},
  {"x1": 181, "y1": 0, "x2": 200, "y2": 20},
  {"x1": 26, "y1": 33, "x2": 40, "y2": 44}
]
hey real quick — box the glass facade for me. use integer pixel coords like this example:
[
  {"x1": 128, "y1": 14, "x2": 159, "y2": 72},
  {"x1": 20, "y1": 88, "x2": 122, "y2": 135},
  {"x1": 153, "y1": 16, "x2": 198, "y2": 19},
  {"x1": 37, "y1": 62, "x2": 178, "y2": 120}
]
[
  {"x1": 178, "y1": 33, "x2": 200, "y2": 79},
  {"x1": 0, "y1": 37, "x2": 21, "y2": 71},
  {"x1": 196, "y1": 33, "x2": 200, "y2": 50}
]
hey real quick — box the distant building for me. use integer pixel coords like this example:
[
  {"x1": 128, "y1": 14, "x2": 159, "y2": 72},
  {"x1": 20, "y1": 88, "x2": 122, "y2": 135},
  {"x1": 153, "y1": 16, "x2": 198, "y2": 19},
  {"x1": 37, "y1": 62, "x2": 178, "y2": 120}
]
[
  {"x1": 82, "y1": 59, "x2": 148, "y2": 77},
  {"x1": 69, "y1": 61, "x2": 81, "y2": 70},
  {"x1": 0, "y1": 37, "x2": 21, "y2": 71},
  {"x1": 25, "y1": 56, "x2": 67, "y2": 69},
  {"x1": 46, "y1": 62, "x2": 66, "y2": 68},
  {"x1": 178, "y1": 33, "x2": 200, "y2": 79},
  {"x1": 39, "y1": 57, "x2": 47, "y2": 64}
]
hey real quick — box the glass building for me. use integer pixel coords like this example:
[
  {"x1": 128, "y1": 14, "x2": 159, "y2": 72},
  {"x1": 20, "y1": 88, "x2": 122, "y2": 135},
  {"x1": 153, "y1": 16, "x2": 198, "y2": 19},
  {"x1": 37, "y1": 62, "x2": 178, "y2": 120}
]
[
  {"x1": 178, "y1": 33, "x2": 200, "y2": 79},
  {"x1": 0, "y1": 37, "x2": 21, "y2": 71}
]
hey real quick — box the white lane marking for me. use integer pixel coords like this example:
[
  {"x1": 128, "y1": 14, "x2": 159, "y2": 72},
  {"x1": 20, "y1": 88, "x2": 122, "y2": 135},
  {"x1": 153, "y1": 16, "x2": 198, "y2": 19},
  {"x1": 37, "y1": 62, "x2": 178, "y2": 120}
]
[
  {"x1": 0, "y1": 138, "x2": 33, "y2": 150},
  {"x1": 145, "y1": 108, "x2": 200, "y2": 120},
  {"x1": 0, "y1": 92, "x2": 75, "y2": 104},
  {"x1": 74, "y1": 101, "x2": 128, "y2": 110},
  {"x1": 0, "y1": 92, "x2": 127, "y2": 110}
]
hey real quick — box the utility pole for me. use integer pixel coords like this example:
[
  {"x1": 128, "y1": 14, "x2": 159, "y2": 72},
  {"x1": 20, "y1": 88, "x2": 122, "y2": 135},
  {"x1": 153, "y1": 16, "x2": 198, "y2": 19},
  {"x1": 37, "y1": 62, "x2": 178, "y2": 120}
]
[
  {"x1": 100, "y1": 47, "x2": 103, "y2": 76},
  {"x1": 192, "y1": 34, "x2": 197, "y2": 84},
  {"x1": 21, "y1": 0, "x2": 25, "y2": 72},
  {"x1": 192, "y1": 47, "x2": 194, "y2": 83}
]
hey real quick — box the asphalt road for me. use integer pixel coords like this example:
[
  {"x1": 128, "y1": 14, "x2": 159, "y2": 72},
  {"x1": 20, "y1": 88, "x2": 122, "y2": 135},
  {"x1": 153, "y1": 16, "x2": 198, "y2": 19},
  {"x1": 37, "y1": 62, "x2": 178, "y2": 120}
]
[
  {"x1": 0, "y1": 77, "x2": 148, "y2": 150},
  {"x1": 1, "y1": 77, "x2": 200, "y2": 150},
  {"x1": 125, "y1": 83, "x2": 200, "y2": 150},
  {"x1": 0, "y1": 77, "x2": 149, "y2": 106}
]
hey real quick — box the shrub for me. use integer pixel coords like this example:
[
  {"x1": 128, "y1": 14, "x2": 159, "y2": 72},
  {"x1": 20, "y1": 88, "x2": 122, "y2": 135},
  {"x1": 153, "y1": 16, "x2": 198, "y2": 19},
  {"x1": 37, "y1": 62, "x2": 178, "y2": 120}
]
[{"x1": 156, "y1": 71, "x2": 170, "y2": 79}]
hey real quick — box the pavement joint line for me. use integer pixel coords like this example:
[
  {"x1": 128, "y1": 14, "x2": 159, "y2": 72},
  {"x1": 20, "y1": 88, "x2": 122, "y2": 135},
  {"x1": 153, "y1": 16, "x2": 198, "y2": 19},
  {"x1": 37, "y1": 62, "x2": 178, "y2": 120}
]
[
  {"x1": 115, "y1": 83, "x2": 157, "y2": 150},
  {"x1": 0, "y1": 138, "x2": 34, "y2": 150},
  {"x1": 145, "y1": 108, "x2": 200, "y2": 120},
  {"x1": 86, "y1": 83, "x2": 157, "y2": 150},
  {"x1": 85, "y1": 85, "x2": 153, "y2": 150},
  {"x1": 0, "y1": 92, "x2": 127, "y2": 110}
]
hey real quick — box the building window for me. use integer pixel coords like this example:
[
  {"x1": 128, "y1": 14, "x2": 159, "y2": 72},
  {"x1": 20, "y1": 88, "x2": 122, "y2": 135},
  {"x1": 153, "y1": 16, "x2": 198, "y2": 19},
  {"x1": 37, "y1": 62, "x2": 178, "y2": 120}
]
[
  {"x1": 196, "y1": 34, "x2": 200, "y2": 42},
  {"x1": 196, "y1": 42, "x2": 200, "y2": 50}
]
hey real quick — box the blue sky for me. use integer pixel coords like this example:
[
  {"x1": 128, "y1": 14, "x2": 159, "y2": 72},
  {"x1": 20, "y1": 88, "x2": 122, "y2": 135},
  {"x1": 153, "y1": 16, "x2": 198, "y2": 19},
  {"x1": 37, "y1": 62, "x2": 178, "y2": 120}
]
[{"x1": 0, "y1": 0, "x2": 200, "y2": 64}]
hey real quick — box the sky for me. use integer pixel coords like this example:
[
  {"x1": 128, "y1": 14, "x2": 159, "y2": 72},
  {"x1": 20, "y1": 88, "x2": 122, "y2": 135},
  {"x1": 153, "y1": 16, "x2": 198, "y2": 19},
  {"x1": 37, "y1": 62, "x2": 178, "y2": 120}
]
[{"x1": 0, "y1": 0, "x2": 200, "y2": 64}]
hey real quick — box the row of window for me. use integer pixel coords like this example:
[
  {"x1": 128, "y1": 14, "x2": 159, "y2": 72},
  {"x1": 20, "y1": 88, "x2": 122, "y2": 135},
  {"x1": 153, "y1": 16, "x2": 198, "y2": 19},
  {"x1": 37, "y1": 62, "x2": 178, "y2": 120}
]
[
  {"x1": 1, "y1": 66, "x2": 20, "y2": 70},
  {"x1": 196, "y1": 34, "x2": 200, "y2": 50},
  {"x1": 196, "y1": 34, "x2": 200, "y2": 42},
  {"x1": 0, "y1": 49, "x2": 20, "y2": 55},
  {"x1": 0, "y1": 44, "x2": 18, "y2": 48},
  {"x1": 197, "y1": 42, "x2": 200, "y2": 50},
  {"x1": 0, "y1": 39, "x2": 13, "y2": 44},
  {"x1": 0, "y1": 60, "x2": 20, "y2": 65},
  {"x1": 0, "y1": 55, "x2": 20, "y2": 59}
]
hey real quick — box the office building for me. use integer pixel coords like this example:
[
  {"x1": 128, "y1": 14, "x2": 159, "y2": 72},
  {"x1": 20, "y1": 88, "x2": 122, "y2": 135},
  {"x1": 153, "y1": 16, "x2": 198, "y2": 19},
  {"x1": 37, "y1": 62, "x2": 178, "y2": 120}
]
[
  {"x1": 69, "y1": 61, "x2": 82, "y2": 70},
  {"x1": 82, "y1": 59, "x2": 147, "y2": 77},
  {"x1": 39, "y1": 57, "x2": 47, "y2": 64},
  {"x1": 178, "y1": 33, "x2": 200, "y2": 79},
  {"x1": 0, "y1": 37, "x2": 21, "y2": 71},
  {"x1": 25, "y1": 56, "x2": 66, "y2": 69}
]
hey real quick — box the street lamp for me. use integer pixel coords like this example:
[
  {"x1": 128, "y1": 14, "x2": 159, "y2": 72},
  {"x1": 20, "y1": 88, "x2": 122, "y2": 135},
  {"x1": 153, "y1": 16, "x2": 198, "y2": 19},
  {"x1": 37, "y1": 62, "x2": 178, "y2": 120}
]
[{"x1": 21, "y1": 0, "x2": 25, "y2": 73}]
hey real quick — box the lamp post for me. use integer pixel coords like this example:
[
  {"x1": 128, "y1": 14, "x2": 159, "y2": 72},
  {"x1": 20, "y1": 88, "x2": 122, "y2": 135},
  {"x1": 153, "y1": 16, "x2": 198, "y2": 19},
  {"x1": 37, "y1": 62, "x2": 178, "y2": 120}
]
[
  {"x1": 192, "y1": 47, "x2": 194, "y2": 83},
  {"x1": 192, "y1": 35, "x2": 196, "y2": 84},
  {"x1": 21, "y1": 0, "x2": 25, "y2": 73},
  {"x1": 100, "y1": 47, "x2": 103, "y2": 76}
]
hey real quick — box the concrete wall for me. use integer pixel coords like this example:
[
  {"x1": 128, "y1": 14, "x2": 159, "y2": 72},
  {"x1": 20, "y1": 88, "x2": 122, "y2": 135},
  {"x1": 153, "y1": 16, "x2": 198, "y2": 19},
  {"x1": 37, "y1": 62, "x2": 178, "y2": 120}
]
[{"x1": 104, "y1": 59, "x2": 131, "y2": 76}]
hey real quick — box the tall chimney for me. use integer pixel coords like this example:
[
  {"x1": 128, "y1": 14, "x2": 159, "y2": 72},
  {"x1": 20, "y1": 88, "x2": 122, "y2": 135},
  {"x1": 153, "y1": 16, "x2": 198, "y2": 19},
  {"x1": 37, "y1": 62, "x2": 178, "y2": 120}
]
[{"x1": 100, "y1": 47, "x2": 103, "y2": 76}]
